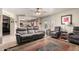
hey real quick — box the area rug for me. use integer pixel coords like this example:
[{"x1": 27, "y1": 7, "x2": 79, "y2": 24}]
[
  {"x1": 37, "y1": 42, "x2": 63, "y2": 51},
  {"x1": 5, "y1": 38, "x2": 70, "y2": 51}
]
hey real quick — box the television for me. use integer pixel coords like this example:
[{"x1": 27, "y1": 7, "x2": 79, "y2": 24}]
[{"x1": 3, "y1": 15, "x2": 10, "y2": 35}]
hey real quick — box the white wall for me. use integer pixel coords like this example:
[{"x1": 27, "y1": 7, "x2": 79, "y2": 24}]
[
  {"x1": 2, "y1": 10, "x2": 17, "y2": 35},
  {"x1": 41, "y1": 16, "x2": 51, "y2": 31},
  {"x1": 0, "y1": 10, "x2": 17, "y2": 50},
  {"x1": 0, "y1": 9, "x2": 2, "y2": 45},
  {"x1": 41, "y1": 9, "x2": 79, "y2": 33}
]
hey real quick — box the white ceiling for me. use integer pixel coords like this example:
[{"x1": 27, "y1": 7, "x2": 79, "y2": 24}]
[{"x1": 3, "y1": 8, "x2": 71, "y2": 20}]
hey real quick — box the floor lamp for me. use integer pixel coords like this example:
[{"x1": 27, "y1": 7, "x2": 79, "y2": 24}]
[{"x1": 44, "y1": 22, "x2": 48, "y2": 38}]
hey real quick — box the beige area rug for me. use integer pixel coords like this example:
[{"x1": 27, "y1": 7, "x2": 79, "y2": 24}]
[{"x1": 6, "y1": 37, "x2": 79, "y2": 51}]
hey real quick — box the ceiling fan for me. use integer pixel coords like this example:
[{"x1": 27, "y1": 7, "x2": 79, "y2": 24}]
[{"x1": 35, "y1": 8, "x2": 46, "y2": 16}]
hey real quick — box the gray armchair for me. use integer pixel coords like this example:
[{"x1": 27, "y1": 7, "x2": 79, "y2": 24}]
[{"x1": 50, "y1": 26, "x2": 61, "y2": 39}]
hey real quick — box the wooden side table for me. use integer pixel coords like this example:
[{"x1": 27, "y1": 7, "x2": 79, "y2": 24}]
[{"x1": 60, "y1": 31, "x2": 68, "y2": 40}]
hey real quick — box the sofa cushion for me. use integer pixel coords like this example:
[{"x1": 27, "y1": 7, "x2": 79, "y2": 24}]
[{"x1": 18, "y1": 31, "x2": 27, "y2": 35}]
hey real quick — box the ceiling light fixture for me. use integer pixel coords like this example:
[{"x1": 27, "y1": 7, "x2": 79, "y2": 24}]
[{"x1": 35, "y1": 8, "x2": 42, "y2": 16}]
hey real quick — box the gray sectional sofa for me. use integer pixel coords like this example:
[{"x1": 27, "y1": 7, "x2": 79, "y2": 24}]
[{"x1": 16, "y1": 28, "x2": 45, "y2": 45}]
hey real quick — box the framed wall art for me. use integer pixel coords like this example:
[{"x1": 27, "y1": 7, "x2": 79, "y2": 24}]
[{"x1": 61, "y1": 15, "x2": 72, "y2": 25}]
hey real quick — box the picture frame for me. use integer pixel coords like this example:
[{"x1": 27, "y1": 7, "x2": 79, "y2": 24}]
[{"x1": 61, "y1": 15, "x2": 72, "y2": 25}]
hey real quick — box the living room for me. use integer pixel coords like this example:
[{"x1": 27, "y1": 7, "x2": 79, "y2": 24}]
[{"x1": 0, "y1": 8, "x2": 79, "y2": 51}]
